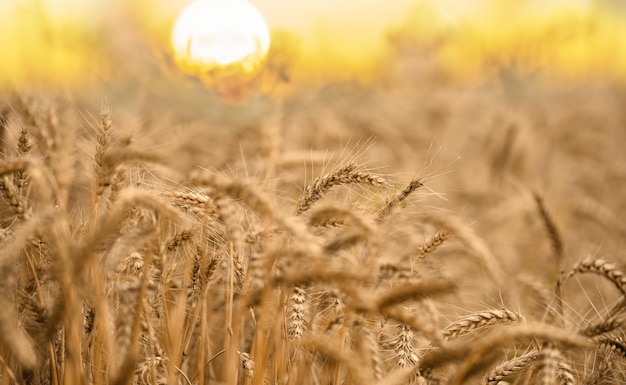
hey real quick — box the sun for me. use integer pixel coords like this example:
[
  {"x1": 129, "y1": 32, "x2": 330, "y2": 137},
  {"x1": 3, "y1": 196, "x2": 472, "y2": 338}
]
[{"x1": 171, "y1": 0, "x2": 271, "y2": 78}]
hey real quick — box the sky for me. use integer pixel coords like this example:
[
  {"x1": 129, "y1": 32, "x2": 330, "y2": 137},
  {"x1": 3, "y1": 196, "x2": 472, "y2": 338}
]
[{"x1": 0, "y1": 0, "x2": 624, "y2": 89}]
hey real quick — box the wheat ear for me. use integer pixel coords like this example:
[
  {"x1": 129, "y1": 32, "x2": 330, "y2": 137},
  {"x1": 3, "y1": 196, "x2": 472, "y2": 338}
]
[
  {"x1": 238, "y1": 351, "x2": 255, "y2": 379},
  {"x1": 296, "y1": 161, "x2": 388, "y2": 214},
  {"x1": 14, "y1": 126, "x2": 32, "y2": 192},
  {"x1": 419, "y1": 322, "x2": 591, "y2": 382},
  {"x1": 422, "y1": 212, "x2": 505, "y2": 286},
  {"x1": 377, "y1": 177, "x2": 424, "y2": 220},
  {"x1": 164, "y1": 190, "x2": 219, "y2": 218},
  {"x1": 394, "y1": 323, "x2": 418, "y2": 368},
  {"x1": 558, "y1": 360, "x2": 576, "y2": 385},
  {"x1": 597, "y1": 335, "x2": 626, "y2": 358},
  {"x1": 482, "y1": 349, "x2": 539, "y2": 385},
  {"x1": 95, "y1": 98, "x2": 113, "y2": 196},
  {"x1": 580, "y1": 316, "x2": 623, "y2": 337},
  {"x1": 288, "y1": 286, "x2": 307, "y2": 341},
  {"x1": 537, "y1": 343, "x2": 561, "y2": 385},
  {"x1": 560, "y1": 258, "x2": 626, "y2": 297},
  {"x1": 442, "y1": 308, "x2": 524, "y2": 341},
  {"x1": 417, "y1": 229, "x2": 449, "y2": 262}
]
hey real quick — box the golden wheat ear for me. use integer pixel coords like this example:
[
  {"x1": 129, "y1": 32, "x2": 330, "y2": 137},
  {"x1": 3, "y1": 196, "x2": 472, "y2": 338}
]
[
  {"x1": 559, "y1": 257, "x2": 626, "y2": 297},
  {"x1": 296, "y1": 161, "x2": 388, "y2": 215},
  {"x1": 481, "y1": 350, "x2": 539, "y2": 385},
  {"x1": 377, "y1": 176, "x2": 424, "y2": 220},
  {"x1": 442, "y1": 308, "x2": 525, "y2": 341},
  {"x1": 94, "y1": 98, "x2": 113, "y2": 197}
]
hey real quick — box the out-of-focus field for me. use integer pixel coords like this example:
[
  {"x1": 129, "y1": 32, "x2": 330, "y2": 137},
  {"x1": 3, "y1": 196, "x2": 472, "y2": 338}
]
[{"x1": 1, "y1": 1, "x2": 626, "y2": 385}]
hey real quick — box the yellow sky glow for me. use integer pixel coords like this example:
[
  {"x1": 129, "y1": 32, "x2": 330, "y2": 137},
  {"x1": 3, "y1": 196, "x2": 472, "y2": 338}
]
[{"x1": 0, "y1": 0, "x2": 625, "y2": 88}]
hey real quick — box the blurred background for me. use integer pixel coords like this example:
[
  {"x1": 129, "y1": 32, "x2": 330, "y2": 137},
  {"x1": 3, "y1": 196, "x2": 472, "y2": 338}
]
[{"x1": 1, "y1": 0, "x2": 626, "y2": 92}]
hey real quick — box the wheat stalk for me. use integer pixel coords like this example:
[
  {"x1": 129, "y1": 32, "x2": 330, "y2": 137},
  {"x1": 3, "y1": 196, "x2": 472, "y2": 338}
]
[
  {"x1": 301, "y1": 334, "x2": 369, "y2": 385},
  {"x1": 373, "y1": 280, "x2": 457, "y2": 310},
  {"x1": 533, "y1": 192, "x2": 564, "y2": 267}
]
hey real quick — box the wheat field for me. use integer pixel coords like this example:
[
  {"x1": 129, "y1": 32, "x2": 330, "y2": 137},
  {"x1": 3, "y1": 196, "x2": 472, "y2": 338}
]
[{"x1": 1, "y1": 48, "x2": 626, "y2": 385}]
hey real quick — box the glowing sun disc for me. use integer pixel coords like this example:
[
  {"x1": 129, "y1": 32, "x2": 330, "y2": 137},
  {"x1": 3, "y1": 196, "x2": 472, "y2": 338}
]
[{"x1": 172, "y1": 0, "x2": 271, "y2": 74}]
